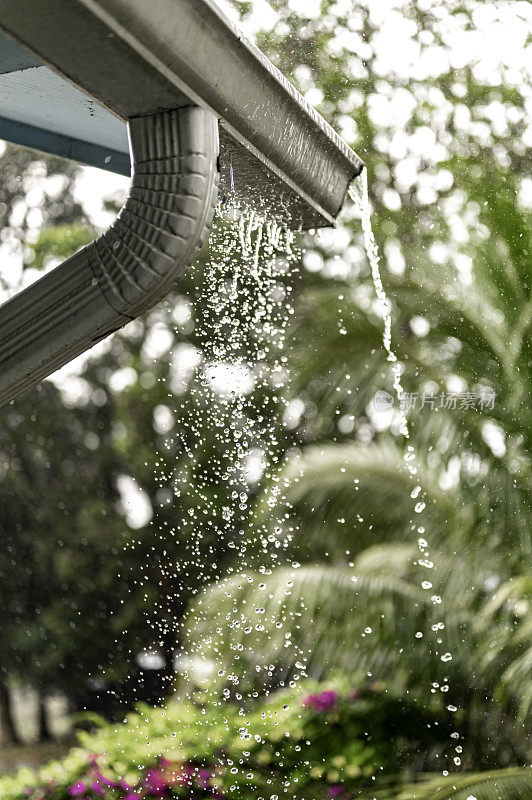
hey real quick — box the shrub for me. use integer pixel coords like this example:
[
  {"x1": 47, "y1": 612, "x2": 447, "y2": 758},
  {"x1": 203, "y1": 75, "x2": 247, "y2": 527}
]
[{"x1": 0, "y1": 679, "x2": 454, "y2": 799}]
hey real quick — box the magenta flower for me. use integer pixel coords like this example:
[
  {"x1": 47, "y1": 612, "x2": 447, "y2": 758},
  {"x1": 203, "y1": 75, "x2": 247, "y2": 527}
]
[
  {"x1": 94, "y1": 772, "x2": 117, "y2": 788},
  {"x1": 328, "y1": 785, "x2": 345, "y2": 798},
  {"x1": 67, "y1": 782, "x2": 87, "y2": 797},
  {"x1": 303, "y1": 689, "x2": 338, "y2": 712},
  {"x1": 90, "y1": 780, "x2": 105, "y2": 796},
  {"x1": 144, "y1": 767, "x2": 168, "y2": 796},
  {"x1": 198, "y1": 768, "x2": 212, "y2": 785},
  {"x1": 178, "y1": 764, "x2": 195, "y2": 785}
]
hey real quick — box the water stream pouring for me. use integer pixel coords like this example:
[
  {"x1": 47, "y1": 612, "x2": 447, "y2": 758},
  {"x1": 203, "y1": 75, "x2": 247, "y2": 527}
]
[{"x1": 0, "y1": 0, "x2": 363, "y2": 406}]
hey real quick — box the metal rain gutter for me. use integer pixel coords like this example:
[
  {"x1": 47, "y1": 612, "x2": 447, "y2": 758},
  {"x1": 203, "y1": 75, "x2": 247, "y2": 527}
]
[{"x1": 0, "y1": 0, "x2": 364, "y2": 406}]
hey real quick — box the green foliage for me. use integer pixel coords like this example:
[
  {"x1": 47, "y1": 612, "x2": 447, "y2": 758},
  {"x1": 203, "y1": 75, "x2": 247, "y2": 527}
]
[
  {"x1": 0, "y1": 0, "x2": 530, "y2": 787},
  {"x1": 380, "y1": 768, "x2": 532, "y2": 800},
  {"x1": 476, "y1": 576, "x2": 532, "y2": 725},
  {"x1": 187, "y1": 560, "x2": 469, "y2": 697},
  {"x1": 0, "y1": 679, "x2": 460, "y2": 799},
  {"x1": 27, "y1": 224, "x2": 94, "y2": 271},
  {"x1": 0, "y1": 375, "x2": 151, "y2": 706}
]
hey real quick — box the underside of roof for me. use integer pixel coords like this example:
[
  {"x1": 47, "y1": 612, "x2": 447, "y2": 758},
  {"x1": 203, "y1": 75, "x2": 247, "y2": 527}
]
[{"x1": 0, "y1": 32, "x2": 130, "y2": 175}]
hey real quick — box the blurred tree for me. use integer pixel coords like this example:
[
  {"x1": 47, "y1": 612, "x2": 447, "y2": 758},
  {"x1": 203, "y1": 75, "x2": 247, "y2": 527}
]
[
  {"x1": 0, "y1": 370, "x2": 156, "y2": 740},
  {"x1": 0, "y1": 147, "x2": 154, "y2": 741},
  {"x1": 0, "y1": 143, "x2": 86, "y2": 295}
]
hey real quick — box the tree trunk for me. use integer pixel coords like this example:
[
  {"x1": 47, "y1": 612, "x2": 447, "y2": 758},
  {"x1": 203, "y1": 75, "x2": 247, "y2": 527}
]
[
  {"x1": 0, "y1": 678, "x2": 20, "y2": 747},
  {"x1": 38, "y1": 694, "x2": 53, "y2": 741}
]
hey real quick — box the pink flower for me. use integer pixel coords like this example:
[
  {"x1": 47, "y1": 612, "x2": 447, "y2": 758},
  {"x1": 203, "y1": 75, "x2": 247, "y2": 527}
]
[
  {"x1": 197, "y1": 768, "x2": 212, "y2": 788},
  {"x1": 67, "y1": 782, "x2": 87, "y2": 797},
  {"x1": 302, "y1": 689, "x2": 338, "y2": 712},
  {"x1": 94, "y1": 772, "x2": 117, "y2": 788},
  {"x1": 144, "y1": 768, "x2": 168, "y2": 796},
  {"x1": 178, "y1": 764, "x2": 195, "y2": 785}
]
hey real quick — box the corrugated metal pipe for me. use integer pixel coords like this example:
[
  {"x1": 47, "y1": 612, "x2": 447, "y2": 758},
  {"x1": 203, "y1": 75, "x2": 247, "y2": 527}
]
[{"x1": 0, "y1": 106, "x2": 219, "y2": 406}]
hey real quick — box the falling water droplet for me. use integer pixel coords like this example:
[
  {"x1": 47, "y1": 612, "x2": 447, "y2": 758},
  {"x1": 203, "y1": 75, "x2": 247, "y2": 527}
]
[{"x1": 349, "y1": 172, "x2": 408, "y2": 437}]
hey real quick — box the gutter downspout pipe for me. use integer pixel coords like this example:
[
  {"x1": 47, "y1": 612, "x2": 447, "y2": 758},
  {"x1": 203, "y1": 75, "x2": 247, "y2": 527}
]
[{"x1": 0, "y1": 106, "x2": 219, "y2": 406}]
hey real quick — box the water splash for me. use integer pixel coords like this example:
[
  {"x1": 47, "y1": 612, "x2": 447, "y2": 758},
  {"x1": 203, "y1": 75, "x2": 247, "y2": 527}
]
[
  {"x1": 144, "y1": 199, "x2": 299, "y2": 697},
  {"x1": 349, "y1": 171, "x2": 409, "y2": 439},
  {"x1": 350, "y1": 169, "x2": 462, "y2": 772}
]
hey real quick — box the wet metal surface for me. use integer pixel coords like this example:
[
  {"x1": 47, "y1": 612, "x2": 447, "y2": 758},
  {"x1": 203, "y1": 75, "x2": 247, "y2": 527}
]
[{"x1": 0, "y1": 0, "x2": 363, "y2": 229}]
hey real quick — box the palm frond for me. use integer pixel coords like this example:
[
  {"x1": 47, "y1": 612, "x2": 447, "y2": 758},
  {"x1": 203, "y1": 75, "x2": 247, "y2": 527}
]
[
  {"x1": 354, "y1": 542, "x2": 416, "y2": 577},
  {"x1": 186, "y1": 563, "x2": 470, "y2": 690},
  {"x1": 255, "y1": 440, "x2": 471, "y2": 557},
  {"x1": 476, "y1": 576, "x2": 532, "y2": 723},
  {"x1": 377, "y1": 767, "x2": 532, "y2": 800}
]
